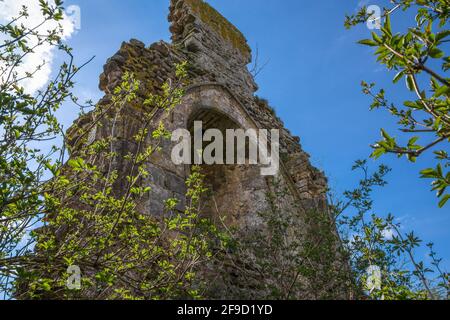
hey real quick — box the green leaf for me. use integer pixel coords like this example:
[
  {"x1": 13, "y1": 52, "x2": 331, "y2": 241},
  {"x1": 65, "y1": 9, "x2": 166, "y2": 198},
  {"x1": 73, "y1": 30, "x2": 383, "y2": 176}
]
[
  {"x1": 434, "y1": 85, "x2": 449, "y2": 97},
  {"x1": 436, "y1": 30, "x2": 450, "y2": 42},
  {"x1": 406, "y1": 75, "x2": 415, "y2": 91},
  {"x1": 438, "y1": 194, "x2": 450, "y2": 208},
  {"x1": 429, "y1": 48, "x2": 444, "y2": 59},
  {"x1": 393, "y1": 71, "x2": 405, "y2": 83},
  {"x1": 372, "y1": 32, "x2": 383, "y2": 44},
  {"x1": 404, "y1": 101, "x2": 419, "y2": 108},
  {"x1": 371, "y1": 147, "x2": 386, "y2": 159},
  {"x1": 384, "y1": 14, "x2": 392, "y2": 35},
  {"x1": 381, "y1": 129, "x2": 392, "y2": 141},
  {"x1": 358, "y1": 39, "x2": 377, "y2": 46},
  {"x1": 420, "y1": 168, "x2": 438, "y2": 179},
  {"x1": 407, "y1": 137, "x2": 419, "y2": 146},
  {"x1": 68, "y1": 158, "x2": 85, "y2": 170}
]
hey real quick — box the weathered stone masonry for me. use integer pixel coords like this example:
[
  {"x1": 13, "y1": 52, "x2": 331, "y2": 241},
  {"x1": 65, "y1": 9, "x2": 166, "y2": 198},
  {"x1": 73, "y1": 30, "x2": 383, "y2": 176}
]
[
  {"x1": 70, "y1": 0, "x2": 328, "y2": 222},
  {"x1": 10, "y1": 0, "x2": 355, "y2": 301},
  {"x1": 64, "y1": 0, "x2": 351, "y2": 299}
]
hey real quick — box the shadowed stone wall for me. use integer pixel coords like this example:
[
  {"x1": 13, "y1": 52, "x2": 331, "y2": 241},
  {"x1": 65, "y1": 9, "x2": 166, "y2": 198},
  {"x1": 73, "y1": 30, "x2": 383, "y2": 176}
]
[{"x1": 66, "y1": 0, "x2": 350, "y2": 299}]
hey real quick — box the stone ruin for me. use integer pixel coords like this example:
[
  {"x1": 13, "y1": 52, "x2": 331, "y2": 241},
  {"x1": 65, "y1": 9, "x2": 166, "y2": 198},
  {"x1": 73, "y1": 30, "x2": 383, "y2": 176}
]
[
  {"x1": 66, "y1": 0, "x2": 349, "y2": 299},
  {"x1": 70, "y1": 0, "x2": 328, "y2": 224}
]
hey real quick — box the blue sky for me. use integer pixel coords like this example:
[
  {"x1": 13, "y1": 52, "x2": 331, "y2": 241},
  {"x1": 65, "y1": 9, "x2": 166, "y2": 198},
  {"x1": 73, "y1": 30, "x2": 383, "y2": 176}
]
[{"x1": 53, "y1": 0, "x2": 449, "y2": 269}]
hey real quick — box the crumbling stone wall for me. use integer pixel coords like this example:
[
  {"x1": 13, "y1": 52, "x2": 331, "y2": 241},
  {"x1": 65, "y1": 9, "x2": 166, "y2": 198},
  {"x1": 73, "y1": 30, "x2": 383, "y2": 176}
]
[
  {"x1": 67, "y1": 0, "x2": 346, "y2": 299},
  {"x1": 74, "y1": 0, "x2": 328, "y2": 212}
]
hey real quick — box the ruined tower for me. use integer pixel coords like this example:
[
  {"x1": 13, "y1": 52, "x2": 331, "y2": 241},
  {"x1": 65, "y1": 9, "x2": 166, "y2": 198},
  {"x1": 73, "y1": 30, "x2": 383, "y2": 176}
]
[
  {"x1": 74, "y1": 0, "x2": 328, "y2": 220},
  {"x1": 66, "y1": 0, "x2": 349, "y2": 299}
]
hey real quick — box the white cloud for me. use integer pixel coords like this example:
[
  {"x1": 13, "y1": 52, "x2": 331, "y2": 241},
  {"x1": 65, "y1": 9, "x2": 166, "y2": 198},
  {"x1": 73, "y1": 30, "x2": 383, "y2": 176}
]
[
  {"x1": 382, "y1": 228, "x2": 395, "y2": 240},
  {"x1": 0, "y1": 0, "x2": 78, "y2": 94}
]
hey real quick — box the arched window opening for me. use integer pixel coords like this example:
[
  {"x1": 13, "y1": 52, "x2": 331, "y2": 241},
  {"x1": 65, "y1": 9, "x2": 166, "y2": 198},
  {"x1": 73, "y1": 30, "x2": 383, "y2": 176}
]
[{"x1": 187, "y1": 108, "x2": 263, "y2": 227}]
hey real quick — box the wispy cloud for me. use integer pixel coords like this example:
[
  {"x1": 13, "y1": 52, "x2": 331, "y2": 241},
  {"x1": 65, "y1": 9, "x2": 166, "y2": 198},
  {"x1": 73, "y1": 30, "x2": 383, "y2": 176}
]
[
  {"x1": 382, "y1": 228, "x2": 394, "y2": 240},
  {"x1": 0, "y1": 0, "x2": 78, "y2": 94}
]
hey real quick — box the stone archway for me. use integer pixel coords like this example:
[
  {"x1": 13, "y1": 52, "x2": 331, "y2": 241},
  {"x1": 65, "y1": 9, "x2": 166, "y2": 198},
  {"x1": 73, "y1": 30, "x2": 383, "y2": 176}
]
[{"x1": 186, "y1": 107, "x2": 269, "y2": 229}]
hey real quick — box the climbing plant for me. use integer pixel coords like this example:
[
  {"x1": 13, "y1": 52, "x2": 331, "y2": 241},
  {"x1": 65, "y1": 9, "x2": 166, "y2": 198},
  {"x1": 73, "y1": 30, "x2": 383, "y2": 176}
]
[
  {"x1": 206, "y1": 161, "x2": 448, "y2": 300},
  {"x1": 203, "y1": 179, "x2": 353, "y2": 300},
  {"x1": 9, "y1": 66, "x2": 226, "y2": 300},
  {"x1": 0, "y1": 0, "x2": 223, "y2": 299}
]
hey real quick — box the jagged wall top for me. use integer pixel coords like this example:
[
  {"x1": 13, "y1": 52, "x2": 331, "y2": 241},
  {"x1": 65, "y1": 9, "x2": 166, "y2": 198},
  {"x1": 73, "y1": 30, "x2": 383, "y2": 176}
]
[
  {"x1": 169, "y1": 0, "x2": 251, "y2": 62},
  {"x1": 87, "y1": 0, "x2": 328, "y2": 209}
]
